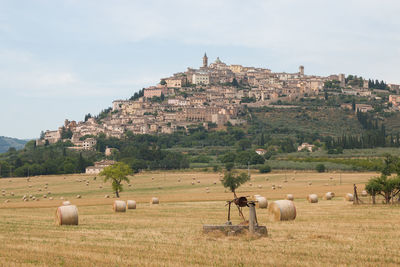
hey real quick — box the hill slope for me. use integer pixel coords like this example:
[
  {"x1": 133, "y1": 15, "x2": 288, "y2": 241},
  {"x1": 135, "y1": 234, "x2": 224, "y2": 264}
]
[{"x1": 0, "y1": 136, "x2": 28, "y2": 153}]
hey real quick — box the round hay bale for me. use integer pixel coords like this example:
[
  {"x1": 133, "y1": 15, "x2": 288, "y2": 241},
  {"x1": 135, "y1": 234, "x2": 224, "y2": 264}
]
[
  {"x1": 307, "y1": 194, "x2": 318, "y2": 203},
  {"x1": 192, "y1": 177, "x2": 196, "y2": 180},
  {"x1": 113, "y1": 200, "x2": 127, "y2": 212},
  {"x1": 278, "y1": 185, "x2": 282, "y2": 189},
  {"x1": 213, "y1": 181, "x2": 217, "y2": 185},
  {"x1": 128, "y1": 184, "x2": 132, "y2": 187},
  {"x1": 197, "y1": 180, "x2": 200, "y2": 184},
  {"x1": 345, "y1": 193, "x2": 354, "y2": 201},
  {"x1": 4, "y1": 199, "x2": 9, "y2": 203},
  {"x1": 268, "y1": 200, "x2": 296, "y2": 221},
  {"x1": 104, "y1": 195, "x2": 110, "y2": 198},
  {"x1": 29, "y1": 185, "x2": 32, "y2": 188},
  {"x1": 324, "y1": 192, "x2": 334, "y2": 200},
  {"x1": 308, "y1": 182, "x2": 312, "y2": 186},
  {"x1": 191, "y1": 182, "x2": 195, "y2": 185},
  {"x1": 286, "y1": 194, "x2": 294, "y2": 201},
  {"x1": 249, "y1": 183, "x2": 252, "y2": 187},
  {"x1": 151, "y1": 197, "x2": 159, "y2": 205},
  {"x1": 258, "y1": 185, "x2": 262, "y2": 189},
  {"x1": 10, "y1": 192, "x2": 14, "y2": 196},
  {"x1": 56, "y1": 205, "x2": 78, "y2": 225},
  {"x1": 76, "y1": 195, "x2": 81, "y2": 199},
  {"x1": 48, "y1": 191, "x2": 51, "y2": 195},
  {"x1": 127, "y1": 200, "x2": 136, "y2": 209},
  {"x1": 99, "y1": 185, "x2": 103, "y2": 189},
  {"x1": 272, "y1": 186, "x2": 276, "y2": 190},
  {"x1": 49, "y1": 197, "x2": 53, "y2": 200},
  {"x1": 256, "y1": 196, "x2": 268, "y2": 209},
  {"x1": 361, "y1": 190, "x2": 368, "y2": 197},
  {"x1": 43, "y1": 195, "x2": 47, "y2": 198},
  {"x1": 178, "y1": 179, "x2": 181, "y2": 182},
  {"x1": 63, "y1": 201, "x2": 71, "y2": 206}
]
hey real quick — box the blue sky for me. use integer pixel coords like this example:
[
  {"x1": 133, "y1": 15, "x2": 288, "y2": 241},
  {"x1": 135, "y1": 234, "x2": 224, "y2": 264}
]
[{"x1": 0, "y1": 0, "x2": 399, "y2": 139}]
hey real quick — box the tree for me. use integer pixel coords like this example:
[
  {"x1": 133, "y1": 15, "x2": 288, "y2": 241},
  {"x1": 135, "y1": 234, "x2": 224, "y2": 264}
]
[
  {"x1": 160, "y1": 79, "x2": 166, "y2": 85},
  {"x1": 100, "y1": 162, "x2": 132, "y2": 198},
  {"x1": 316, "y1": 164, "x2": 326, "y2": 173},
  {"x1": 365, "y1": 175, "x2": 400, "y2": 204},
  {"x1": 221, "y1": 171, "x2": 249, "y2": 195}
]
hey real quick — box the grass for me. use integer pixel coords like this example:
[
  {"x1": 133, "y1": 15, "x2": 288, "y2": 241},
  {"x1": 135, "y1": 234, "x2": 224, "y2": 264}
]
[{"x1": 0, "y1": 170, "x2": 399, "y2": 266}]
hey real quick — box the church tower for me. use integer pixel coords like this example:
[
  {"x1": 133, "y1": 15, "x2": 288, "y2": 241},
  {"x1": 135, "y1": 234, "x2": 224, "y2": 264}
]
[{"x1": 203, "y1": 53, "x2": 208, "y2": 68}]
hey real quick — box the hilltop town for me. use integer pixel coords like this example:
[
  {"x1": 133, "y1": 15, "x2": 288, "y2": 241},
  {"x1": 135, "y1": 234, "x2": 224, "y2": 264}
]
[{"x1": 37, "y1": 54, "x2": 400, "y2": 150}]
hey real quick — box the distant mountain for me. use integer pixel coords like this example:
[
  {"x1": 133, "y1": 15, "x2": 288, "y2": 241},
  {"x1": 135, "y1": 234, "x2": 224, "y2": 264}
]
[{"x1": 0, "y1": 136, "x2": 29, "y2": 153}]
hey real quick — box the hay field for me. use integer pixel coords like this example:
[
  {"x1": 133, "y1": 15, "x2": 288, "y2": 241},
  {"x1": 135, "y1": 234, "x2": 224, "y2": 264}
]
[{"x1": 1, "y1": 171, "x2": 400, "y2": 266}]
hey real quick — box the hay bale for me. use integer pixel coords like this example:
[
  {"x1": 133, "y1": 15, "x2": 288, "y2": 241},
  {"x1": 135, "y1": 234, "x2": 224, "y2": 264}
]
[
  {"x1": 113, "y1": 200, "x2": 127, "y2": 212},
  {"x1": 256, "y1": 196, "x2": 268, "y2": 209},
  {"x1": 43, "y1": 195, "x2": 47, "y2": 198},
  {"x1": 249, "y1": 183, "x2": 252, "y2": 187},
  {"x1": 151, "y1": 197, "x2": 159, "y2": 205},
  {"x1": 49, "y1": 197, "x2": 53, "y2": 200},
  {"x1": 213, "y1": 181, "x2": 217, "y2": 185},
  {"x1": 345, "y1": 193, "x2": 354, "y2": 201},
  {"x1": 308, "y1": 182, "x2": 312, "y2": 186},
  {"x1": 10, "y1": 192, "x2": 14, "y2": 196},
  {"x1": 104, "y1": 195, "x2": 110, "y2": 198},
  {"x1": 127, "y1": 200, "x2": 136, "y2": 209},
  {"x1": 178, "y1": 179, "x2": 181, "y2": 182},
  {"x1": 361, "y1": 190, "x2": 368, "y2": 197},
  {"x1": 307, "y1": 194, "x2": 318, "y2": 203},
  {"x1": 63, "y1": 201, "x2": 71, "y2": 206},
  {"x1": 76, "y1": 195, "x2": 81, "y2": 199},
  {"x1": 324, "y1": 192, "x2": 334, "y2": 200},
  {"x1": 268, "y1": 200, "x2": 296, "y2": 221},
  {"x1": 4, "y1": 199, "x2": 9, "y2": 203},
  {"x1": 258, "y1": 185, "x2": 262, "y2": 189},
  {"x1": 286, "y1": 194, "x2": 294, "y2": 201},
  {"x1": 197, "y1": 180, "x2": 200, "y2": 184},
  {"x1": 191, "y1": 182, "x2": 195, "y2": 185},
  {"x1": 278, "y1": 185, "x2": 282, "y2": 189},
  {"x1": 56, "y1": 205, "x2": 78, "y2": 225},
  {"x1": 128, "y1": 184, "x2": 132, "y2": 187}
]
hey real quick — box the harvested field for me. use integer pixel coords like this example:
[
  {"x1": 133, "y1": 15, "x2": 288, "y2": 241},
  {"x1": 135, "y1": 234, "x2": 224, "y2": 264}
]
[{"x1": 0, "y1": 171, "x2": 399, "y2": 266}]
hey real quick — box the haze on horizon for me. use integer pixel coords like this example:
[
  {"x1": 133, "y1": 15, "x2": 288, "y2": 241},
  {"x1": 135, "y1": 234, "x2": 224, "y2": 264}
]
[{"x1": 0, "y1": 0, "x2": 399, "y2": 139}]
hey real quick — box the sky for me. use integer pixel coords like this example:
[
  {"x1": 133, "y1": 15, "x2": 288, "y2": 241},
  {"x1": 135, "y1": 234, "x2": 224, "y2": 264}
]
[{"x1": 0, "y1": 0, "x2": 399, "y2": 139}]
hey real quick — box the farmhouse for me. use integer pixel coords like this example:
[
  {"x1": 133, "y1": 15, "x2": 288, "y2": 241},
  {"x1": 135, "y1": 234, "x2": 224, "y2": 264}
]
[{"x1": 85, "y1": 160, "x2": 116, "y2": 174}]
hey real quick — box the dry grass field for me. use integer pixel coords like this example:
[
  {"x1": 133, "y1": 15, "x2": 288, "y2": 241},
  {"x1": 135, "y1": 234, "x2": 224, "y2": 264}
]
[{"x1": 1, "y1": 170, "x2": 400, "y2": 266}]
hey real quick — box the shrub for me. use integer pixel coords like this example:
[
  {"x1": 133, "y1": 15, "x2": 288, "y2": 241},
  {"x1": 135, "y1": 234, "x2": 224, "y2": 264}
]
[
  {"x1": 259, "y1": 164, "x2": 272, "y2": 173},
  {"x1": 316, "y1": 164, "x2": 326, "y2": 173},
  {"x1": 225, "y1": 162, "x2": 234, "y2": 171}
]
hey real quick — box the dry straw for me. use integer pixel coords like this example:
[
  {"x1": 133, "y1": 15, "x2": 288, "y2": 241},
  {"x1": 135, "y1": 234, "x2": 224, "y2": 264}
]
[
  {"x1": 307, "y1": 194, "x2": 318, "y2": 203},
  {"x1": 113, "y1": 200, "x2": 127, "y2": 212},
  {"x1": 361, "y1": 190, "x2": 368, "y2": 197},
  {"x1": 56, "y1": 205, "x2": 78, "y2": 225},
  {"x1": 127, "y1": 200, "x2": 136, "y2": 209},
  {"x1": 345, "y1": 193, "x2": 354, "y2": 201},
  {"x1": 151, "y1": 197, "x2": 159, "y2": 204},
  {"x1": 256, "y1": 196, "x2": 268, "y2": 209},
  {"x1": 286, "y1": 194, "x2": 294, "y2": 201},
  {"x1": 268, "y1": 200, "x2": 296, "y2": 221}
]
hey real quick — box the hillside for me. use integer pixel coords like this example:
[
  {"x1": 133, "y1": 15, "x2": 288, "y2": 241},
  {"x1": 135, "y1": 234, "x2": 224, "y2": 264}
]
[{"x1": 0, "y1": 136, "x2": 28, "y2": 153}]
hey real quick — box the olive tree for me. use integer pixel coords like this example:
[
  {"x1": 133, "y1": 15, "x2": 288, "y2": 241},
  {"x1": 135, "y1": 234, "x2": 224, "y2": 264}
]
[
  {"x1": 100, "y1": 162, "x2": 132, "y2": 198},
  {"x1": 221, "y1": 171, "x2": 249, "y2": 197},
  {"x1": 365, "y1": 175, "x2": 400, "y2": 204}
]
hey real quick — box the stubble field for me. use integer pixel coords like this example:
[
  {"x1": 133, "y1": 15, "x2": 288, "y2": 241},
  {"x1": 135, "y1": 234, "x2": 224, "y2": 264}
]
[{"x1": 0, "y1": 170, "x2": 399, "y2": 266}]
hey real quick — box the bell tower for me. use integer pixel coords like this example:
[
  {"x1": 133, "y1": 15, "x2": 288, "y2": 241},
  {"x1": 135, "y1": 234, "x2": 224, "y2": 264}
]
[{"x1": 203, "y1": 53, "x2": 208, "y2": 68}]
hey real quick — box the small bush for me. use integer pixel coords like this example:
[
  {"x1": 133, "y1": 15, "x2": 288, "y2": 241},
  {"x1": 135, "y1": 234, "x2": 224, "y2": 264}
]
[
  {"x1": 259, "y1": 164, "x2": 272, "y2": 173},
  {"x1": 316, "y1": 164, "x2": 326, "y2": 173}
]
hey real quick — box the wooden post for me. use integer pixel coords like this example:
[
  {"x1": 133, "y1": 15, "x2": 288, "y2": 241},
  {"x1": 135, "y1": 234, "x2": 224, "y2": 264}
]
[{"x1": 249, "y1": 203, "x2": 256, "y2": 234}]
